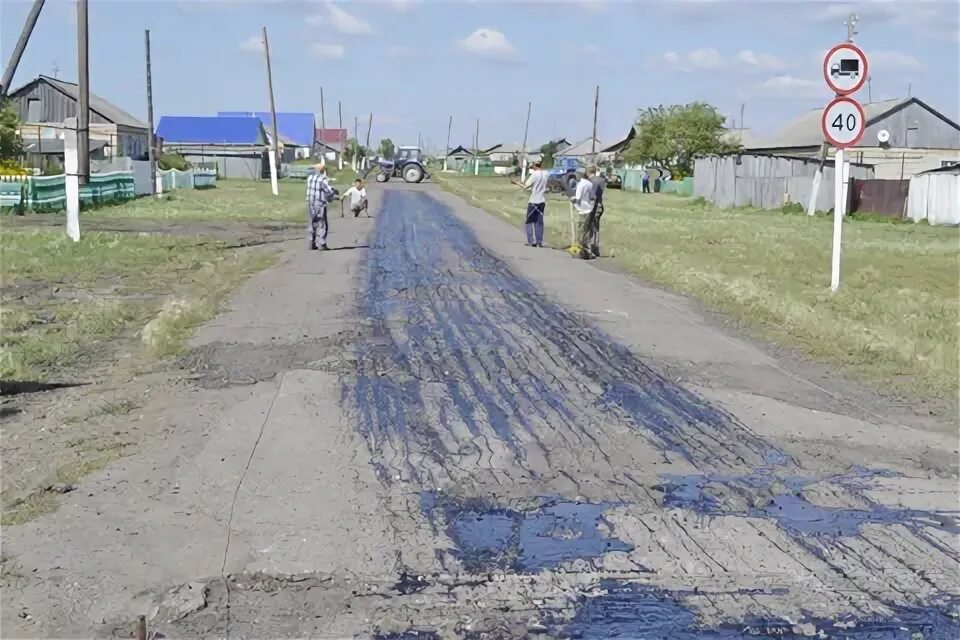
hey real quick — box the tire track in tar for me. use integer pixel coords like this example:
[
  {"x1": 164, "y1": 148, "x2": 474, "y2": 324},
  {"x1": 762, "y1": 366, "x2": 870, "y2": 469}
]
[{"x1": 345, "y1": 190, "x2": 959, "y2": 638}]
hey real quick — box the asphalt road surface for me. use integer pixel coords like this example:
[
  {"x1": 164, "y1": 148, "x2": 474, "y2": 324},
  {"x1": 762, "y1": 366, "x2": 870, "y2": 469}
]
[{"x1": 2, "y1": 184, "x2": 958, "y2": 639}]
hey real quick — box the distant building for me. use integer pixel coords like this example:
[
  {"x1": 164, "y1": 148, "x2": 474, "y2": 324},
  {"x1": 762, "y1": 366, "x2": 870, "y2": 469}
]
[
  {"x1": 742, "y1": 97, "x2": 960, "y2": 179},
  {"x1": 315, "y1": 128, "x2": 348, "y2": 162},
  {"x1": 7, "y1": 74, "x2": 149, "y2": 159},
  {"x1": 445, "y1": 145, "x2": 473, "y2": 171},
  {"x1": 554, "y1": 137, "x2": 612, "y2": 163},
  {"x1": 219, "y1": 112, "x2": 315, "y2": 159},
  {"x1": 156, "y1": 116, "x2": 268, "y2": 179}
]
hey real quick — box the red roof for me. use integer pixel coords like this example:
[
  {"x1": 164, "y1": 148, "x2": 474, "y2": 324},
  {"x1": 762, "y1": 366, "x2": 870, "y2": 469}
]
[{"x1": 315, "y1": 128, "x2": 348, "y2": 147}]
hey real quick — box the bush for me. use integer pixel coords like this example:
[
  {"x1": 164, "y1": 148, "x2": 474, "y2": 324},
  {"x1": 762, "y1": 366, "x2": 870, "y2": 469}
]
[
  {"x1": 0, "y1": 159, "x2": 29, "y2": 176},
  {"x1": 158, "y1": 153, "x2": 190, "y2": 171}
]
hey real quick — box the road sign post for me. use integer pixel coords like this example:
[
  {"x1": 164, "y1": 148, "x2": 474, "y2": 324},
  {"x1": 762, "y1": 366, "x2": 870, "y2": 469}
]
[{"x1": 821, "y1": 41, "x2": 868, "y2": 292}]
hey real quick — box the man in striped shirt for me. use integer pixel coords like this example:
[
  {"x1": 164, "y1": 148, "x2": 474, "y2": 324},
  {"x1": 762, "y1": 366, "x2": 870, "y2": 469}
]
[{"x1": 306, "y1": 161, "x2": 338, "y2": 250}]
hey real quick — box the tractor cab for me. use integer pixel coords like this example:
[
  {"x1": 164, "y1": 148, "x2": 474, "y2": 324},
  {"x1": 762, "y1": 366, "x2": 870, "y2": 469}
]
[{"x1": 395, "y1": 146, "x2": 423, "y2": 163}]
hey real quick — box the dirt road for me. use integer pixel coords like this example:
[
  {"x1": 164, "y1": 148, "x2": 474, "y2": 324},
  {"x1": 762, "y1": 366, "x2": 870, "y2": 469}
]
[{"x1": 2, "y1": 185, "x2": 957, "y2": 638}]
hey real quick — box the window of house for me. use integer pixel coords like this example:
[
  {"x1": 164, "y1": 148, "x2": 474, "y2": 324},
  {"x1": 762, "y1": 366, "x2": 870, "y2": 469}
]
[
  {"x1": 26, "y1": 99, "x2": 41, "y2": 121},
  {"x1": 942, "y1": 160, "x2": 960, "y2": 168}
]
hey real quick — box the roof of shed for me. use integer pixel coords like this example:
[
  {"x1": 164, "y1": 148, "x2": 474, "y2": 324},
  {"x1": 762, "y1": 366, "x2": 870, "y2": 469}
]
[
  {"x1": 156, "y1": 116, "x2": 266, "y2": 144},
  {"x1": 746, "y1": 98, "x2": 959, "y2": 150},
  {"x1": 11, "y1": 75, "x2": 148, "y2": 129},
  {"x1": 219, "y1": 112, "x2": 315, "y2": 146},
  {"x1": 555, "y1": 137, "x2": 605, "y2": 157}
]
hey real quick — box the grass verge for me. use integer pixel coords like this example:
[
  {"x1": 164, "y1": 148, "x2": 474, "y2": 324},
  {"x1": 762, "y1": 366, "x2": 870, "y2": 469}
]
[
  {"x1": 1, "y1": 228, "x2": 277, "y2": 381},
  {"x1": 437, "y1": 174, "x2": 960, "y2": 399},
  {"x1": 90, "y1": 172, "x2": 365, "y2": 222}
]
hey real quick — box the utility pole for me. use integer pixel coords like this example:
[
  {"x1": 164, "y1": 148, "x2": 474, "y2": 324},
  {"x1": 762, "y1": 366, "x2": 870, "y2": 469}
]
[
  {"x1": 521, "y1": 101, "x2": 531, "y2": 182},
  {"x1": 807, "y1": 12, "x2": 857, "y2": 216},
  {"x1": 739, "y1": 103, "x2": 745, "y2": 132},
  {"x1": 262, "y1": 26, "x2": 280, "y2": 195},
  {"x1": 364, "y1": 113, "x2": 373, "y2": 167},
  {"x1": 474, "y1": 118, "x2": 480, "y2": 176},
  {"x1": 337, "y1": 100, "x2": 343, "y2": 169},
  {"x1": 0, "y1": 0, "x2": 46, "y2": 97},
  {"x1": 144, "y1": 30, "x2": 157, "y2": 196},
  {"x1": 353, "y1": 115, "x2": 359, "y2": 171},
  {"x1": 77, "y1": 0, "x2": 90, "y2": 184},
  {"x1": 591, "y1": 85, "x2": 599, "y2": 162},
  {"x1": 444, "y1": 115, "x2": 452, "y2": 172},
  {"x1": 319, "y1": 86, "x2": 326, "y2": 160}
]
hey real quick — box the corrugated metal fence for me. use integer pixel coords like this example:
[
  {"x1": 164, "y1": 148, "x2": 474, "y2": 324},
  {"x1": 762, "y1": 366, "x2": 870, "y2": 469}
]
[{"x1": 693, "y1": 155, "x2": 875, "y2": 211}]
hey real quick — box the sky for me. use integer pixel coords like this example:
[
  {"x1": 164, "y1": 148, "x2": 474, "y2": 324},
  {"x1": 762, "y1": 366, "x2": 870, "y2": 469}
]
[{"x1": 1, "y1": 0, "x2": 958, "y2": 151}]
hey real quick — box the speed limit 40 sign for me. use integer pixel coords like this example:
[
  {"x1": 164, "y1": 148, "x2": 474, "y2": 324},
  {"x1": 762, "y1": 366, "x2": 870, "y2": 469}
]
[{"x1": 821, "y1": 96, "x2": 865, "y2": 149}]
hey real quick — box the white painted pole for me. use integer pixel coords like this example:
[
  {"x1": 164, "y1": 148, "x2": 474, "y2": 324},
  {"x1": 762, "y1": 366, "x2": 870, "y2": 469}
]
[
  {"x1": 63, "y1": 116, "x2": 80, "y2": 241},
  {"x1": 830, "y1": 148, "x2": 844, "y2": 292},
  {"x1": 841, "y1": 154, "x2": 851, "y2": 216},
  {"x1": 268, "y1": 142, "x2": 279, "y2": 196},
  {"x1": 806, "y1": 169, "x2": 822, "y2": 216}
]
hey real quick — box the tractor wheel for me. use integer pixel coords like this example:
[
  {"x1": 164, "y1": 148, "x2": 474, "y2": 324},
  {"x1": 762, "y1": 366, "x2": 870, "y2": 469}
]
[
  {"x1": 376, "y1": 171, "x2": 389, "y2": 183},
  {"x1": 563, "y1": 173, "x2": 578, "y2": 195},
  {"x1": 403, "y1": 163, "x2": 425, "y2": 184}
]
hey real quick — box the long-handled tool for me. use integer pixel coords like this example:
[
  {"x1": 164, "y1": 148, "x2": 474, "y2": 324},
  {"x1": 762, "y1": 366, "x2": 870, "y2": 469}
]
[{"x1": 340, "y1": 199, "x2": 345, "y2": 218}]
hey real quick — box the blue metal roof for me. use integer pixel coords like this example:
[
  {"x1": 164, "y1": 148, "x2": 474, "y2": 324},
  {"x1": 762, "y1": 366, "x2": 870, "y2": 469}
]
[
  {"x1": 218, "y1": 112, "x2": 315, "y2": 147},
  {"x1": 156, "y1": 116, "x2": 265, "y2": 144}
]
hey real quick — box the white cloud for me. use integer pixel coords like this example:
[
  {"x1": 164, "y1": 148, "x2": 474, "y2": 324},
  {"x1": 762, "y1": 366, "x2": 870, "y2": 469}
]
[
  {"x1": 307, "y1": 3, "x2": 376, "y2": 36},
  {"x1": 737, "y1": 50, "x2": 786, "y2": 72},
  {"x1": 458, "y1": 28, "x2": 519, "y2": 62},
  {"x1": 867, "y1": 50, "x2": 923, "y2": 73},
  {"x1": 808, "y1": 1, "x2": 958, "y2": 42},
  {"x1": 311, "y1": 43, "x2": 346, "y2": 60},
  {"x1": 386, "y1": 0, "x2": 422, "y2": 12},
  {"x1": 758, "y1": 75, "x2": 824, "y2": 97},
  {"x1": 580, "y1": 44, "x2": 599, "y2": 54},
  {"x1": 238, "y1": 34, "x2": 264, "y2": 54},
  {"x1": 387, "y1": 45, "x2": 414, "y2": 58},
  {"x1": 659, "y1": 48, "x2": 724, "y2": 71}
]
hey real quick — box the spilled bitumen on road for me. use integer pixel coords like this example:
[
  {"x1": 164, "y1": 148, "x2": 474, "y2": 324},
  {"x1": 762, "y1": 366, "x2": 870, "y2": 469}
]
[{"x1": 344, "y1": 191, "x2": 959, "y2": 638}]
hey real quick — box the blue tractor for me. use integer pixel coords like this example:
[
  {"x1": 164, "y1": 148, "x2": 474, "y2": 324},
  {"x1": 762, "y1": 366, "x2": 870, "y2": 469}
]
[
  {"x1": 547, "y1": 156, "x2": 582, "y2": 195},
  {"x1": 365, "y1": 146, "x2": 430, "y2": 184}
]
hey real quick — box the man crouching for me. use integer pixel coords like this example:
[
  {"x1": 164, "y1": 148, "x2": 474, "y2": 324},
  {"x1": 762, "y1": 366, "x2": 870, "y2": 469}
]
[{"x1": 306, "y1": 161, "x2": 338, "y2": 250}]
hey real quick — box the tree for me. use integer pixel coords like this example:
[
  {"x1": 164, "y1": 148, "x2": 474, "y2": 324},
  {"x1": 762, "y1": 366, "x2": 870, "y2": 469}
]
[
  {"x1": 378, "y1": 138, "x2": 395, "y2": 159},
  {"x1": 343, "y1": 137, "x2": 364, "y2": 162},
  {"x1": 0, "y1": 101, "x2": 22, "y2": 162},
  {"x1": 538, "y1": 139, "x2": 563, "y2": 169},
  {"x1": 623, "y1": 102, "x2": 741, "y2": 176}
]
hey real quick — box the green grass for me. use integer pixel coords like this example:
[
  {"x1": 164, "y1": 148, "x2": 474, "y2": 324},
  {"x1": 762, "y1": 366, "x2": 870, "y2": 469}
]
[
  {"x1": 92, "y1": 172, "x2": 364, "y2": 222},
  {"x1": 437, "y1": 175, "x2": 960, "y2": 399},
  {"x1": 0, "y1": 228, "x2": 276, "y2": 381}
]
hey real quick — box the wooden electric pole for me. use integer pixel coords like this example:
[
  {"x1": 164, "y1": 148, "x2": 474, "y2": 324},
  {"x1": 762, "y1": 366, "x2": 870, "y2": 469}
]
[
  {"x1": 0, "y1": 0, "x2": 46, "y2": 97},
  {"x1": 319, "y1": 86, "x2": 326, "y2": 160},
  {"x1": 76, "y1": 0, "x2": 90, "y2": 184},
  {"x1": 262, "y1": 26, "x2": 280, "y2": 177},
  {"x1": 337, "y1": 100, "x2": 343, "y2": 169},
  {"x1": 474, "y1": 118, "x2": 480, "y2": 175},
  {"x1": 521, "y1": 101, "x2": 531, "y2": 181},
  {"x1": 353, "y1": 115, "x2": 359, "y2": 170},
  {"x1": 591, "y1": 85, "x2": 599, "y2": 162},
  {"x1": 364, "y1": 113, "x2": 373, "y2": 165},
  {"x1": 444, "y1": 115, "x2": 452, "y2": 171},
  {"x1": 144, "y1": 29, "x2": 156, "y2": 196}
]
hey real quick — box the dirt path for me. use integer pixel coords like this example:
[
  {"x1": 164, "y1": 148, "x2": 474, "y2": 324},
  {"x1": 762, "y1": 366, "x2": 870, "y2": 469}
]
[{"x1": 1, "y1": 186, "x2": 957, "y2": 638}]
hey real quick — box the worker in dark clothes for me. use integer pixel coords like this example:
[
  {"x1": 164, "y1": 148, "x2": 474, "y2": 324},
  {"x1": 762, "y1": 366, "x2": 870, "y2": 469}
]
[{"x1": 641, "y1": 169, "x2": 651, "y2": 194}]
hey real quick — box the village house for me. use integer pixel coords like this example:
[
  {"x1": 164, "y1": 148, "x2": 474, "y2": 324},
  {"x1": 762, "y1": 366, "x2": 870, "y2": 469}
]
[{"x1": 7, "y1": 74, "x2": 149, "y2": 160}]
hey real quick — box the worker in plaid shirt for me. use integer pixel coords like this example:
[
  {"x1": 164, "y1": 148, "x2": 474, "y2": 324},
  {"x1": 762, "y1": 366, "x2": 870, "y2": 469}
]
[{"x1": 306, "y1": 160, "x2": 338, "y2": 250}]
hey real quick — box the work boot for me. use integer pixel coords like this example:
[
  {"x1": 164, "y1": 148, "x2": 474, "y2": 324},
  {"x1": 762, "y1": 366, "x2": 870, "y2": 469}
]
[{"x1": 320, "y1": 244, "x2": 329, "y2": 251}]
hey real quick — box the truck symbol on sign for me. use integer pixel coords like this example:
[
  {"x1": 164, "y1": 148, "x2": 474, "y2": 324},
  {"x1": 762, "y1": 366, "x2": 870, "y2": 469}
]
[{"x1": 831, "y1": 58, "x2": 860, "y2": 79}]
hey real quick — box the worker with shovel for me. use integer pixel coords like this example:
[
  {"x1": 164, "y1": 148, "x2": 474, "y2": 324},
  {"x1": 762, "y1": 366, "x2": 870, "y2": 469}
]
[{"x1": 340, "y1": 178, "x2": 369, "y2": 218}]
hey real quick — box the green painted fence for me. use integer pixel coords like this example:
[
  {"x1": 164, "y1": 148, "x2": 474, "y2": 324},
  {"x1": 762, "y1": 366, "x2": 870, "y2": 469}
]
[
  {"x1": 30, "y1": 171, "x2": 136, "y2": 211},
  {"x1": 660, "y1": 177, "x2": 694, "y2": 196}
]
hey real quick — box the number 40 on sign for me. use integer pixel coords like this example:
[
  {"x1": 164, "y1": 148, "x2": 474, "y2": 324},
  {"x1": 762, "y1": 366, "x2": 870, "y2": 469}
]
[{"x1": 821, "y1": 96, "x2": 865, "y2": 149}]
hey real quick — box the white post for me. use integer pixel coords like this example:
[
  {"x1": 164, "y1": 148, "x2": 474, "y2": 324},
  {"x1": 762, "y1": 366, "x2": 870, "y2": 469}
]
[
  {"x1": 155, "y1": 172, "x2": 163, "y2": 197},
  {"x1": 338, "y1": 150, "x2": 343, "y2": 171},
  {"x1": 830, "y1": 148, "x2": 844, "y2": 292},
  {"x1": 63, "y1": 117, "x2": 81, "y2": 242},
  {"x1": 841, "y1": 154, "x2": 851, "y2": 216},
  {"x1": 806, "y1": 169, "x2": 822, "y2": 216},
  {"x1": 474, "y1": 156, "x2": 479, "y2": 176},
  {"x1": 268, "y1": 147, "x2": 278, "y2": 196}
]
